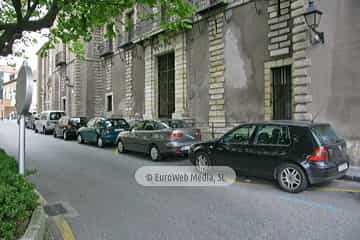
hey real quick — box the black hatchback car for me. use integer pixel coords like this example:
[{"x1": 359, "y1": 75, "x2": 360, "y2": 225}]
[
  {"x1": 189, "y1": 121, "x2": 350, "y2": 193},
  {"x1": 54, "y1": 116, "x2": 88, "y2": 140}
]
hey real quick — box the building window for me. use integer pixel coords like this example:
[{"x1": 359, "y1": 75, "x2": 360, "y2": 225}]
[
  {"x1": 158, "y1": 52, "x2": 175, "y2": 119},
  {"x1": 106, "y1": 93, "x2": 113, "y2": 112},
  {"x1": 62, "y1": 97, "x2": 66, "y2": 112},
  {"x1": 272, "y1": 65, "x2": 292, "y2": 120}
]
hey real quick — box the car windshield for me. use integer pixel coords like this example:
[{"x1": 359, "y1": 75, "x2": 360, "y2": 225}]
[
  {"x1": 105, "y1": 119, "x2": 128, "y2": 129},
  {"x1": 312, "y1": 124, "x2": 341, "y2": 144},
  {"x1": 49, "y1": 112, "x2": 65, "y2": 120},
  {"x1": 70, "y1": 118, "x2": 86, "y2": 126},
  {"x1": 162, "y1": 120, "x2": 190, "y2": 128}
]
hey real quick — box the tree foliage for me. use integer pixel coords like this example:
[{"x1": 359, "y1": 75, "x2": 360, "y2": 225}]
[{"x1": 0, "y1": 0, "x2": 196, "y2": 57}]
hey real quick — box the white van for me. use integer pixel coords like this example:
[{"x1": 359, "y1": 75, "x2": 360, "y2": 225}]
[{"x1": 34, "y1": 111, "x2": 65, "y2": 134}]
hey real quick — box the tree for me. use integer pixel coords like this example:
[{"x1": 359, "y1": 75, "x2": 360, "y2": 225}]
[{"x1": 0, "y1": 0, "x2": 195, "y2": 57}]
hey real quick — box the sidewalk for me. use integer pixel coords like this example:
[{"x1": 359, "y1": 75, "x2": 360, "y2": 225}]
[{"x1": 344, "y1": 166, "x2": 360, "y2": 183}]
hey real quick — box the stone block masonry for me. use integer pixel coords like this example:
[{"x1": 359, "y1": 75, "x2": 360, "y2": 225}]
[
  {"x1": 208, "y1": 12, "x2": 226, "y2": 136},
  {"x1": 267, "y1": 0, "x2": 292, "y2": 58},
  {"x1": 123, "y1": 49, "x2": 134, "y2": 118},
  {"x1": 266, "y1": 0, "x2": 312, "y2": 121},
  {"x1": 291, "y1": 0, "x2": 312, "y2": 121},
  {"x1": 93, "y1": 28, "x2": 106, "y2": 117}
]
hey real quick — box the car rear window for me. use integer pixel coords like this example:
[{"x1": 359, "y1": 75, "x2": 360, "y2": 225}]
[
  {"x1": 163, "y1": 120, "x2": 190, "y2": 128},
  {"x1": 105, "y1": 119, "x2": 129, "y2": 129},
  {"x1": 49, "y1": 112, "x2": 65, "y2": 120},
  {"x1": 312, "y1": 124, "x2": 341, "y2": 145},
  {"x1": 70, "y1": 118, "x2": 86, "y2": 126}
]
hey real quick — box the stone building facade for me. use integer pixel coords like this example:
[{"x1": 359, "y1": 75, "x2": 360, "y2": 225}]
[{"x1": 37, "y1": 0, "x2": 360, "y2": 166}]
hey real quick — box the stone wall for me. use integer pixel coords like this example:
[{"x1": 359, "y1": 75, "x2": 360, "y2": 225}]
[
  {"x1": 224, "y1": 1, "x2": 269, "y2": 125},
  {"x1": 187, "y1": 20, "x2": 210, "y2": 128}
]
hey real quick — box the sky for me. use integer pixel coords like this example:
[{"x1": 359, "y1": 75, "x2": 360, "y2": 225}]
[{"x1": 0, "y1": 32, "x2": 49, "y2": 73}]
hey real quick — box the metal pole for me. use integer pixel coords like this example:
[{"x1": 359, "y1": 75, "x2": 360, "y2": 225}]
[
  {"x1": 19, "y1": 115, "x2": 25, "y2": 175},
  {"x1": 212, "y1": 122, "x2": 215, "y2": 139}
]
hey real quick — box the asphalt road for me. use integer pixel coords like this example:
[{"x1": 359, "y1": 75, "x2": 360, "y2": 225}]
[{"x1": 1, "y1": 120, "x2": 360, "y2": 240}]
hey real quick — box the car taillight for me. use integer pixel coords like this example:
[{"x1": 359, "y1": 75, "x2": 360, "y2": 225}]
[
  {"x1": 169, "y1": 132, "x2": 185, "y2": 139},
  {"x1": 104, "y1": 128, "x2": 111, "y2": 134},
  {"x1": 309, "y1": 148, "x2": 329, "y2": 161}
]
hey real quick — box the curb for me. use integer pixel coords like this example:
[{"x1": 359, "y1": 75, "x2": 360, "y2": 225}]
[
  {"x1": 19, "y1": 206, "x2": 47, "y2": 240},
  {"x1": 343, "y1": 174, "x2": 360, "y2": 183},
  {"x1": 35, "y1": 190, "x2": 76, "y2": 240}
]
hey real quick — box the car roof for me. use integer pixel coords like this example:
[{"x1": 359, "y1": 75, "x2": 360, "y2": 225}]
[
  {"x1": 41, "y1": 111, "x2": 65, "y2": 113},
  {"x1": 249, "y1": 120, "x2": 329, "y2": 127}
]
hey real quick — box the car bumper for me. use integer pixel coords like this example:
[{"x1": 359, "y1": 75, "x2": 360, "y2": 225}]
[
  {"x1": 46, "y1": 124, "x2": 56, "y2": 130},
  {"x1": 306, "y1": 162, "x2": 349, "y2": 184},
  {"x1": 101, "y1": 135, "x2": 118, "y2": 145},
  {"x1": 66, "y1": 129, "x2": 78, "y2": 137},
  {"x1": 163, "y1": 142, "x2": 199, "y2": 156}
]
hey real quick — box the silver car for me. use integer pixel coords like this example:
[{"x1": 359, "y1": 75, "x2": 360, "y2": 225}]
[
  {"x1": 116, "y1": 120, "x2": 201, "y2": 161},
  {"x1": 34, "y1": 111, "x2": 65, "y2": 134}
]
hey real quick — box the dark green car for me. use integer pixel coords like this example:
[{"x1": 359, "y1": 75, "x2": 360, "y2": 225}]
[{"x1": 77, "y1": 117, "x2": 129, "y2": 147}]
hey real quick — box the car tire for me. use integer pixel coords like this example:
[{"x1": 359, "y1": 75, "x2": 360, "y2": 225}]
[
  {"x1": 97, "y1": 137, "x2": 104, "y2": 148},
  {"x1": 42, "y1": 127, "x2": 47, "y2": 135},
  {"x1": 194, "y1": 151, "x2": 211, "y2": 173},
  {"x1": 117, "y1": 140, "x2": 126, "y2": 153},
  {"x1": 77, "y1": 134, "x2": 84, "y2": 144},
  {"x1": 149, "y1": 145, "x2": 161, "y2": 161},
  {"x1": 53, "y1": 131, "x2": 57, "y2": 138},
  {"x1": 277, "y1": 163, "x2": 308, "y2": 193},
  {"x1": 63, "y1": 131, "x2": 68, "y2": 141},
  {"x1": 34, "y1": 128, "x2": 38, "y2": 133}
]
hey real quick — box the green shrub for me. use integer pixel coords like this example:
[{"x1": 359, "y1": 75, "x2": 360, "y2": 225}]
[{"x1": 0, "y1": 149, "x2": 38, "y2": 240}]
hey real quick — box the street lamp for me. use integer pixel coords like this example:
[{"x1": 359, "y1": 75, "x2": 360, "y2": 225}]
[{"x1": 304, "y1": 0, "x2": 324, "y2": 44}]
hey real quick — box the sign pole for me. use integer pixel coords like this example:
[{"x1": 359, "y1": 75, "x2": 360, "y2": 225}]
[
  {"x1": 16, "y1": 61, "x2": 33, "y2": 175},
  {"x1": 19, "y1": 115, "x2": 25, "y2": 175}
]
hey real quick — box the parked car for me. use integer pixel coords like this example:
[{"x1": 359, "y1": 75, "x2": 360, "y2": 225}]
[
  {"x1": 26, "y1": 114, "x2": 39, "y2": 129},
  {"x1": 25, "y1": 113, "x2": 34, "y2": 129},
  {"x1": 116, "y1": 119, "x2": 201, "y2": 161},
  {"x1": 189, "y1": 120, "x2": 350, "y2": 193},
  {"x1": 77, "y1": 117, "x2": 129, "y2": 147},
  {"x1": 34, "y1": 111, "x2": 65, "y2": 134},
  {"x1": 54, "y1": 116, "x2": 88, "y2": 140}
]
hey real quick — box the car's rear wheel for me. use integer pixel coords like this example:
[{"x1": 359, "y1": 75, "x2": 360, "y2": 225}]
[
  {"x1": 34, "y1": 127, "x2": 38, "y2": 133},
  {"x1": 195, "y1": 151, "x2": 211, "y2": 173},
  {"x1": 149, "y1": 145, "x2": 161, "y2": 161},
  {"x1": 53, "y1": 130, "x2": 57, "y2": 138},
  {"x1": 277, "y1": 163, "x2": 308, "y2": 193},
  {"x1": 63, "y1": 131, "x2": 68, "y2": 141},
  {"x1": 77, "y1": 134, "x2": 83, "y2": 144},
  {"x1": 97, "y1": 137, "x2": 104, "y2": 148},
  {"x1": 117, "y1": 140, "x2": 126, "y2": 153}
]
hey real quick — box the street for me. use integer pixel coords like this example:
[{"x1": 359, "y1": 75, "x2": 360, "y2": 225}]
[{"x1": 1, "y1": 120, "x2": 360, "y2": 240}]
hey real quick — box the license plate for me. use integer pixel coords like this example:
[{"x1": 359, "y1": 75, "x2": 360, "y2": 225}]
[
  {"x1": 181, "y1": 146, "x2": 190, "y2": 151},
  {"x1": 338, "y1": 163, "x2": 348, "y2": 172}
]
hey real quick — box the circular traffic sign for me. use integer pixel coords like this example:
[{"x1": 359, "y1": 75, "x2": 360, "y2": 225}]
[{"x1": 16, "y1": 61, "x2": 33, "y2": 115}]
